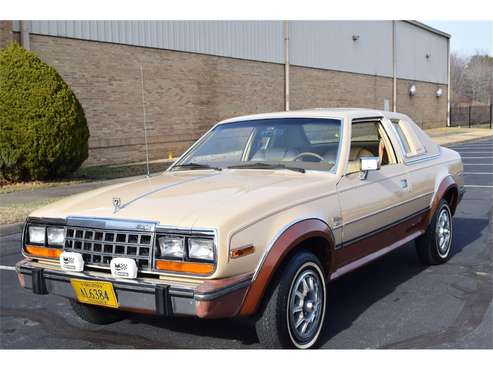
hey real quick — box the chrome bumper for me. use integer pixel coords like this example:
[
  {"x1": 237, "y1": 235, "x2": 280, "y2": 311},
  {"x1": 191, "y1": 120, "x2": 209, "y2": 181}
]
[{"x1": 16, "y1": 259, "x2": 251, "y2": 318}]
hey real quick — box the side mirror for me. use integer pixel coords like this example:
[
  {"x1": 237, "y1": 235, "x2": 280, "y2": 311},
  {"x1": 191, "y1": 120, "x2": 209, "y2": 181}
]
[{"x1": 360, "y1": 156, "x2": 380, "y2": 180}]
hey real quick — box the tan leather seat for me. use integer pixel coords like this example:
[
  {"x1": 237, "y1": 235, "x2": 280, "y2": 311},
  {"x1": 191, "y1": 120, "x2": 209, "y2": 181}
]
[{"x1": 347, "y1": 147, "x2": 374, "y2": 173}]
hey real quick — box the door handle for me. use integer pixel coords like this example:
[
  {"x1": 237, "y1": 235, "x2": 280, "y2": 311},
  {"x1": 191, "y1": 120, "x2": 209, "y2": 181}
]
[{"x1": 400, "y1": 179, "x2": 408, "y2": 189}]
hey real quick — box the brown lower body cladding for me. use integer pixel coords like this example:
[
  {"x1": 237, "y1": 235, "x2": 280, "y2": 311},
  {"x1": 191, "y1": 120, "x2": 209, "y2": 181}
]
[{"x1": 24, "y1": 35, "x2": 447, "y2": 165}]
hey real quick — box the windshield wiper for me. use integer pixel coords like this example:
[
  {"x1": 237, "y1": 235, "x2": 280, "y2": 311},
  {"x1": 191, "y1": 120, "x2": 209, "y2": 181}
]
[
  {"x1": 227, "y1": 162, "x2": 305, "y2": 173},
  {"x1": 173, "y1": 162, "x2": 222, "y2": 171}
]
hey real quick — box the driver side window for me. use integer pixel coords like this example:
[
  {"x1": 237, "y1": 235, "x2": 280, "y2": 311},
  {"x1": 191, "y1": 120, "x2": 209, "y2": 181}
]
[{"x1": 347, "y1": 121, "x2": 392, "y2": 174}]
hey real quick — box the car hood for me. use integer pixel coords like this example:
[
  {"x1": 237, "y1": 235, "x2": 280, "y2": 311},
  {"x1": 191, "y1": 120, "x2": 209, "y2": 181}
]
[{"x1": 30, "y1": 169, "x2": 336, "y2": 229}]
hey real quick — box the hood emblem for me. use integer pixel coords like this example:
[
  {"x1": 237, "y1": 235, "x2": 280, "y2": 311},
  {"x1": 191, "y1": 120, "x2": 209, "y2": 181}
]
[{"x1": 112, "y1": 197, "x2": 122, "y2": 213}]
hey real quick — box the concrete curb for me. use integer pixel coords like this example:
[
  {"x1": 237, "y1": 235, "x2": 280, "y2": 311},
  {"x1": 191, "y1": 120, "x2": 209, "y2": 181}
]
[
  {"x1": 0, "y1": 222, "x2": 23, "y2": 237},
  {"x1": 441, "y1": 135, "x2": 493, "y2": 147}
]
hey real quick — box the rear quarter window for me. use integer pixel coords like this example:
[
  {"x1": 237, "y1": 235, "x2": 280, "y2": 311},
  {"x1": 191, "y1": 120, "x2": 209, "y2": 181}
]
[{"x1": 391, "y1": 119, "x2": 426, "y2": 157}]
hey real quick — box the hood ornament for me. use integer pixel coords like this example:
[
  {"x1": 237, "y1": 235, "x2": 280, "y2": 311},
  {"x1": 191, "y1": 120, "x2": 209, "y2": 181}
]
[{"x1": 112, "y1": 197, "x2": 122, "y2": 213}]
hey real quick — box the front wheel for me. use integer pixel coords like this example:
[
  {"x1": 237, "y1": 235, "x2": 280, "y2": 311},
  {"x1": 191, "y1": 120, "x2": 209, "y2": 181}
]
[
  {"x1": 255, "y1": 251, "x2": 327, "y2": 349},
  {"x1": 415, "y1": 199, "x2": 453, "y2": 265}
]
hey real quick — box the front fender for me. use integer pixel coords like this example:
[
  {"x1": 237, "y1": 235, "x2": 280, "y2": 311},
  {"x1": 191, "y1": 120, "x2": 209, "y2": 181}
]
[{"x1": 239, "y1": 218, "x2": 335, "y2": 316}]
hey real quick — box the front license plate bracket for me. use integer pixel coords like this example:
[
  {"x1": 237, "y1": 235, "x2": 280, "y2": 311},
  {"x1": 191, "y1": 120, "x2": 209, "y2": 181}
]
[{"x1": 70, "y1": 279, "x2": 119, "y2": 308}]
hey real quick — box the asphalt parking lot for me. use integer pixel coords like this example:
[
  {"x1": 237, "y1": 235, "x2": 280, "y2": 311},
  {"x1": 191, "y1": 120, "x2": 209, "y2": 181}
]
[{"x1": 0, "y1": 138, "x2": 492, "y2": 349}]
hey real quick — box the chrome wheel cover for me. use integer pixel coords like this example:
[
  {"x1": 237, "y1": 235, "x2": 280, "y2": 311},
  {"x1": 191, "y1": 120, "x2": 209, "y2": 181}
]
[
  {"x1": 287, "y1": 262, "x2": 326, "y2": 348},
  {"x1": 436, "y1": 206, "x2": 452, "y2": 258}
]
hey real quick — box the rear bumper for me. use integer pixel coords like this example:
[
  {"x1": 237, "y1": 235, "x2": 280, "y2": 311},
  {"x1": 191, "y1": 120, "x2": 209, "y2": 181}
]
[{"x1": 16, "y1": 259, "x2": 251, "y2": 319}]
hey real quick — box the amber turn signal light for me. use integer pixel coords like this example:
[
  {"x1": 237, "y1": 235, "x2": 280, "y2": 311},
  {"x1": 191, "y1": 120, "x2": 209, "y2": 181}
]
[
  {"x1": 155, "y1": 260, "x2": 214, "y2": 274},
  {"x1": 230, "y1": 245, "x2": 255, "y2": 259},
  {"x1": 25, "y1": 245, "x2": 62, "y2": 259}
]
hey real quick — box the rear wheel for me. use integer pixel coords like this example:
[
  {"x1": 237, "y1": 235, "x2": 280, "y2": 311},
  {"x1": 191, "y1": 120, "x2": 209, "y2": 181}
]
[
  {"x1": 70, "y1": 299, "x2": 123, "y2": 325},
  {"x1": 255, "y1": 251, "x2": 327, "y2": 349},
  {"x1": 415, "y1": 199, "x2": 453, "y2": 265}
]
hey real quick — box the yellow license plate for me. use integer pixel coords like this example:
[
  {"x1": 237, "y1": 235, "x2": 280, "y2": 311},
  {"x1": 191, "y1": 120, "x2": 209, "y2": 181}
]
[{"x1": 70, "y1": 279, "x2": 119, "y2": 308}]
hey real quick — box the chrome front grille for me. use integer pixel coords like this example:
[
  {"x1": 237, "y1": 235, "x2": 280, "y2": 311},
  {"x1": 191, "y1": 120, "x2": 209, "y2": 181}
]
[{"x1": 64, "y1": 226, "x2": 154, "y2": 270}]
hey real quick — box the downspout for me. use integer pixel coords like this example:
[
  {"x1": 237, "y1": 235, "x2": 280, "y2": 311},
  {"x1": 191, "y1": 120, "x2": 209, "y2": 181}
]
[
  {"x1": 447, "y1": 37, "x2": 451, "y2": 127},
  {"x1": 20, "y1": 20, "x2": 30, "y2": 50},
  {"x1": 392, "y1": 20, "x2": 397, "y2": 112},
  {"x1": 284, "y1": 20, "x2": 290, "y2": 112}
]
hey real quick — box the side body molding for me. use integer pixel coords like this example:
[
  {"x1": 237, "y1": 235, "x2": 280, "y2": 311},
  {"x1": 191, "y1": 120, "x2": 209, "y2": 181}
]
[{"x1": 239, "y1": 218, "x2": 335, "y2": 316}]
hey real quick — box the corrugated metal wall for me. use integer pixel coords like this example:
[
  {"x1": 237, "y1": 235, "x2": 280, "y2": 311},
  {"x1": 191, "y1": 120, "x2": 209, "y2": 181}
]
[
  {"x1": 289, "y1": 21, "x2": 394, "y2": 78},
  {"x1": 15, "y1": 20, "x2": 448, "y2": 84},
  {"x1": 395, "y1": 21, "x2": 449, "y2": 84},
  {"x1": 26, "y1": 20, "x2": 284, "y2": 64}
]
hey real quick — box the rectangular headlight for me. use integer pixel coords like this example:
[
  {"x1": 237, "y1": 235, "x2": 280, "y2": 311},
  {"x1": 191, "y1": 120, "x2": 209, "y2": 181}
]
[
  {"x1": 47, "y1": 227, "x2": 65, "y2": 246},
  {"x1": 28, "y1": 226, "x2": 45, "y2": 244},
  {"x1": 188, "y1": 238, "x2": 214, "y2": 261},
  {"x1": 158, "y1": 236, "x2": 185, "y2": 259}
]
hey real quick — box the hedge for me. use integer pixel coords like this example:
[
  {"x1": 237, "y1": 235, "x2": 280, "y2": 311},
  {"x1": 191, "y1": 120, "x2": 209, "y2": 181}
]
[{"x1": 0, "y1": 43, "x2": 89, "y2": 181}]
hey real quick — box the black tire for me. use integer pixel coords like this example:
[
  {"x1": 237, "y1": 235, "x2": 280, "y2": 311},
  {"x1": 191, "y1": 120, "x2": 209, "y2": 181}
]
[
  {"x1": 255, "y1": 251, "x2": 327, "y2": 349},
  {"x1": 70, "y1": 299, "x2": 123, "y2": 325},
  {"x1": 415, "y1": 199, "x2": 453, "y2": 265}
]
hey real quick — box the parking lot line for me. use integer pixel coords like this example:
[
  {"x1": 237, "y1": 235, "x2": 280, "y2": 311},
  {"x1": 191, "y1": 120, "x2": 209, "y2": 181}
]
[
  {"x1": 463, "y1": 172, "x2": 493, "y2": 175},
  {"x1": 457, "y1": 152, "x2": 493, "y2": 154},
  {"x1": 454, "y1": 143, "x2": 493, "y2": 146},
  {"x1": 464, "y1": 184, "x2": 493, "y2": 188},
  {"x1": 461, "y1": 156, "x2": 493, "y2": 159},
  {"x1": 0, "y1": 265, "x2": 16, "y2": 271},
  {"x1": 463, "y1": 163, "x2": 493, "y2": 166},
  {"x1": 455, "y1": 149, "x2": 493, "y2": 152},
  {"x1": 461, "y1": 146, "x2": 493, "y2": 149}
]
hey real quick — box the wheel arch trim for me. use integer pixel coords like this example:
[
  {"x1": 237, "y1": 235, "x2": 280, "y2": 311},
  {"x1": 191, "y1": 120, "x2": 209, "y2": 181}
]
[
  {"x1": 429, "y1": 175, "x2": 459, "y2": 224},
  {"x1": 239, "y1": 218, "x2": 335, "y2": 316}
]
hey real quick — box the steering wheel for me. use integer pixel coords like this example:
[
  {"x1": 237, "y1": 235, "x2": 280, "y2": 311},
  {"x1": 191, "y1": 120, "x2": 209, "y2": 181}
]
[{"x1": 292, "y1": 152, "x2": 324, "y2": 162}]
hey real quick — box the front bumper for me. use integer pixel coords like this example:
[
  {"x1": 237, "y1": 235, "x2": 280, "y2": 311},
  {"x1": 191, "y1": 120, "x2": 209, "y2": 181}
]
[{"x1": 16, "y1": 259, "x2": 252, "y2": 319}]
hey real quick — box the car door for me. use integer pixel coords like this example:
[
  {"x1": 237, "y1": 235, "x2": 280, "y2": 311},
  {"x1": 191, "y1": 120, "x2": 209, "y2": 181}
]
[
  {"x1": 389, "y1": 117, "x2": 436, "y2": 214},
  {"x1": 335, "y1": 119, "x2": 413, "y2": 267}
]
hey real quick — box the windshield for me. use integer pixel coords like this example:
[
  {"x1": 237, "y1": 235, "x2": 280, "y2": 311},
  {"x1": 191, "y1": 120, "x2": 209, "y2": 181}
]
[{"x1": 173, "y1": 118, "x2": 341, "y2": 172}]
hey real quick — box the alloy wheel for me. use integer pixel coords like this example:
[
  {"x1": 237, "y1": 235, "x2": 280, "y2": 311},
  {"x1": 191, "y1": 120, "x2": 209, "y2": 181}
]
[
  {"x1": 287, "y1": 262, "x2": 326, "y2": 348},
  {"x1": 436, "y1": 206, "x2": 452, "y2": 258}
]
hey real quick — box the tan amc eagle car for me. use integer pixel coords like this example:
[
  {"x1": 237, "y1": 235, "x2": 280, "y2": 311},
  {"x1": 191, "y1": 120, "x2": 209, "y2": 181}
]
[{"x1": 16, "y1": 108, "x2": 464, "y2": 349}]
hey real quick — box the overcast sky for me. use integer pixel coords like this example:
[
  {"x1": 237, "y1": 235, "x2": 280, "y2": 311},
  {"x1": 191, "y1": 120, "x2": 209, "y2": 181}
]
[{"x1": 424, "y1": 20, "x2": 492, "y2": 57}]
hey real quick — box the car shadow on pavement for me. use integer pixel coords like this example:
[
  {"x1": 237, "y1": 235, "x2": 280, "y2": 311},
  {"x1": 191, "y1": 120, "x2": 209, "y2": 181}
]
[
  {"x1": 319, "y1": 215, "x2": 488, "y2": 348},
  {"x1": 126, "y1": 314, "x2": 259, "y2": 347},
  {"x1": 449, "y1": 217, "x2": 489, "y2": 258},
  {"x1": 318, "y1": 243, "x2": 426, "y2": 347}
]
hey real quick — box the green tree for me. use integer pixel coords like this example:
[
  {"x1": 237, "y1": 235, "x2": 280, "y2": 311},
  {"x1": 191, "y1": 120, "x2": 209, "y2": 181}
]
[{"x1": 0, "y1": 43, "x2": 89, "y2": 181}]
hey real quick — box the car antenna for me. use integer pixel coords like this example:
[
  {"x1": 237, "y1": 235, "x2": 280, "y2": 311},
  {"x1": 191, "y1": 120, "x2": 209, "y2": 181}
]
[{"x1": 139, "y1": 64, "x2": 151, "y2": 178}]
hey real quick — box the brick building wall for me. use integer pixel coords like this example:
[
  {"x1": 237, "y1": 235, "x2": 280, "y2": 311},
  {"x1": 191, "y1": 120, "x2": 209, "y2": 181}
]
[
  {"x1": 290, "y1": 66, "x2": 394, "y2": 111},
  {"x1": 29, "y1": 35, "x2": 285, "y2": 165},
  {"x1": 4, "y1": 32, "x2": 449, "y2": 165},
  {"x1": 396, "y1": 79, "x2": 448, "y2": 129},
  {"x1": 0, "y1": 21, "x2": 14, "y2": 48},
  {"x1": 290, "y1": 65, "x2": 447, "y2": 130}
]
